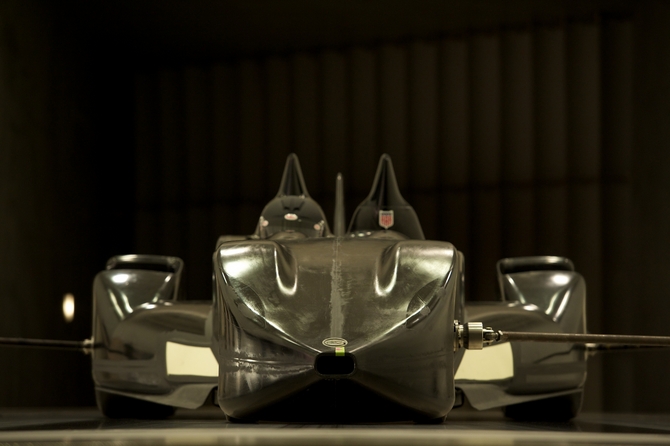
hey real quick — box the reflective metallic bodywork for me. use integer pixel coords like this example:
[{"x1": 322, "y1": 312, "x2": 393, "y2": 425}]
[
  {"x1": 213, "y1": 232, "x2": 459, "y2": 421},
  {"x1": 92, "y1": 255, "x2": 217, "y2": 409},
  {"x1": 90, "y1": 155, "x2": 587, "y2": 422},
  {"x1": 457, "y1": 256, "x2": 586, "y2": 411}
]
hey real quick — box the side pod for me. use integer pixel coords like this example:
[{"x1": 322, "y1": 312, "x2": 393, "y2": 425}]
[
  {"x1": 93, "y1": 255, "x2": 184, "y2": 342},
  {"x1": 92, "y1": 255, "x2": 216, "y2": 418}
]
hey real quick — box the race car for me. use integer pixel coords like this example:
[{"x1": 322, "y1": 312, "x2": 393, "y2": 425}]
[{"x1": 90, "y1": 153, "x2": 589, "y2": 422}]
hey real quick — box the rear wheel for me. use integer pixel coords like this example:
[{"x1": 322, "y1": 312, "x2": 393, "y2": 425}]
[
  {"x1": 503, "y1": 391, "x2": 583, "y2": 421},
  {"x1": 225, "y1": 414, "x2": 257, "y2": 424},
  {"x1": 96, "y1": 389, "x2": 176, "y2": 419}
]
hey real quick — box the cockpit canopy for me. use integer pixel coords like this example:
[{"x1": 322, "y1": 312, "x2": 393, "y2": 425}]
[
  {"x1": 348, "y1": 154, "x2": 425, "y2": 240},
  {"x1": 255, "y1": 154, "x2": 331, "y2": 239},
  {"x1": 256, "y1": 196, "x2": 328, "y2": 239}
]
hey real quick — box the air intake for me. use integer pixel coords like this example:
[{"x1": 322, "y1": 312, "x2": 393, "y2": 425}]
[{"x1": 315, "y1": 353, "x2": 356, "y2": 376}]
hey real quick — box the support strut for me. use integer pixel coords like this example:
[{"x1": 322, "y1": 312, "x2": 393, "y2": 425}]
[
  {"x1": 0, "y1": 337, "x2": 94, "y2": 353},
  {"x1": 455, "y1": 321, "x2": 670, "y2": 350}
]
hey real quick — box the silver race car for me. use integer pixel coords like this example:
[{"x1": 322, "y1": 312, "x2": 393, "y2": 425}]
[{"x1": 90, "y1": 153, "x2": 593, "y2": 422}]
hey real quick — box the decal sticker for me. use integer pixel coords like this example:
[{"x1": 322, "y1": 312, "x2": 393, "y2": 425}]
[
  {"x1": 335, "y1": 347, "x2": 345, "y2": 356},
  {"x1": 322, "y1": 337, "x2": 348, "y2": 347},
  {"x1": 379, "y1": 210, "x2": 394, "y2": 229}
]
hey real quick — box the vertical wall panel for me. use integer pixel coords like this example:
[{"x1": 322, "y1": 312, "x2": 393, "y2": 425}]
[
  {"x1": 321, "y1": 50, "x2": 349, "y2": 221},
  {"x1": 440, "y1": 37, "x2": 470, "y2": 250},
  {"x1": 265, "y1": 57, "x2": 292, "y2": 198},
  {"x1": 470, "y1": 33, "x2": 502, "y2": 301},
  {"x1": 237, "y1": 60, "x2": 265, "y2": 219},
  {"x1": 601, "y1": 20, "x2": 634, "y2": 412},
  {"x1": 409, "y1": 41, "x2": 439, "y2": 239},
  {"x1": 238, "y1": 60, "x2": 265, "y2": 232},
  {"x1": 567, "y1": 24, "x2": 601, "y2": 324},
  {"x1": 534, "y1": 26, "x2": 568, "y2": 256},
  {"x1": 185, "y1": 68, "x2": 212, "y2": 205},
  {"x1": 292, "y1": 53, "x2": 321, "y2": 196},
  {"x1": 158, "y1": 71, "x2": 186, "y2": 256},
  {"x1": 134, "y1": 73, "x2": 160, "y2": 254},
  {"x1": 567, "y1": 22, "x2": 602, "y2": 411},
  {"x1": 501, "y1": 30, "x2": 535, "y2": 257},
  {"x1": 184, "y1": 67, "x2": 212, "y2": 299},
  {"x1": 238, "y1": 60, "x2": 265, "y2": 201},
  {"x1": 211, "y1": 64, "x2": 237, "y2": 236},
  {"x1": 349, "y1": 48, "x2": 378, "y2": 201},
  {"x1": 379, "y1": 44, "x2": 408, "y2": 191},
  {"x1": 631, "y1": 3, "x2": 670, "y2": 413}
]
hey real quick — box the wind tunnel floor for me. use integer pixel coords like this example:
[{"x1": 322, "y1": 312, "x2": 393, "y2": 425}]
[{"x1": 1, "y1": 407, "x2": 670, "y2": 445}]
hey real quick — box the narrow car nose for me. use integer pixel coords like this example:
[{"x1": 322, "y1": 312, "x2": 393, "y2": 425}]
[{"x1": 314, "y1": 352, "x2": 356, "y2": 377}]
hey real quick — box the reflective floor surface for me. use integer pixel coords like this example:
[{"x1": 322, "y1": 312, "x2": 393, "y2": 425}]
[{"x1": 2, "y1": 407, "x2": 670, "y2": 445}]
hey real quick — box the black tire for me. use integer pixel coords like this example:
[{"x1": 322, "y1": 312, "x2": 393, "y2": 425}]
[
  {"x1": 414, "y1": 414, "x2": 447, "y2": 424},
  {"x1": 96, "y1": 389, "x2": 176, "y2": 419},
  {"x1": 225, "y1": 414, "x2": 257, "y2": 424},
  {"x1": 503, "y1": 391, "x2": 583, "y2": 421}
]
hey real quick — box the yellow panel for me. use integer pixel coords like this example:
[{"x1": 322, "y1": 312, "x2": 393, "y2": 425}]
[
  {"x1": 166, "y1": 342, "x2": 218, "y2": 377},
  {"x1": 455, "y1": 342, "x2": 513, "y2": 381}
]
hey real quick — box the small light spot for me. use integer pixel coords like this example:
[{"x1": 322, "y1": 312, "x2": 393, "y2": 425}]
[
  {"x1": 62, "y1": 293, "x2": 75, "y2": 323},
  {"x1": 551, "y1": 274, "x2": 571, "y2": 286},
  {"x1": 111, "y1": 273, "x2": 130, "y2": 284}
]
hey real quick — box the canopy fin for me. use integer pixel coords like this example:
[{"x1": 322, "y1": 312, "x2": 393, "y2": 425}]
[
  {"x1": 277, "y1": 153, "x2": 309, "y2": 197},
  {"x1": 366, "y1": 154, "x2": 408, "y2": 208},
  {"x1": 333, "y1": 173, "x2": 346, "y2": 236}
]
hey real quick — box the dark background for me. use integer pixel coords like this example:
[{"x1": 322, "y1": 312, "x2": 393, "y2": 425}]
[{"x1": 1, "y1": 0, "x2": 669, "y2": 413}]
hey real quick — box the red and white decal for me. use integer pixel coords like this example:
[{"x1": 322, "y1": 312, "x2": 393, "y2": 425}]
[{"x1": 379, "y1": 210, "x2": 394, "y2": 229}]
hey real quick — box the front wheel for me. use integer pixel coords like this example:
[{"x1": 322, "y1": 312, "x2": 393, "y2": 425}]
[
  {"x1": 96, "y1": 389, "x2": 176, "y2": 419},
  {"x1": 413, "y1": 414, "x2": 447, "y2": 424},
  {"x1": 503, "y1": 391, "x2": 583, "y2": 421}
]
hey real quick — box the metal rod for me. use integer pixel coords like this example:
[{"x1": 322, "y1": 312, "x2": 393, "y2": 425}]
[
  {"x1": 0, "y1": 337, "x2": 92, "y2": 351},
  {"x1": 586, "y1": 344, "x2": 669, "y2": 351},
  {"x1": 497, "y1": 331, "x2": 670, "y2": 347}
]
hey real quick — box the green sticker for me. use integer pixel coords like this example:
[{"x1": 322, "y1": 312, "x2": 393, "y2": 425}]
[{"x1": 335, "y1": 346, "x2": 345, "y2": 356}]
